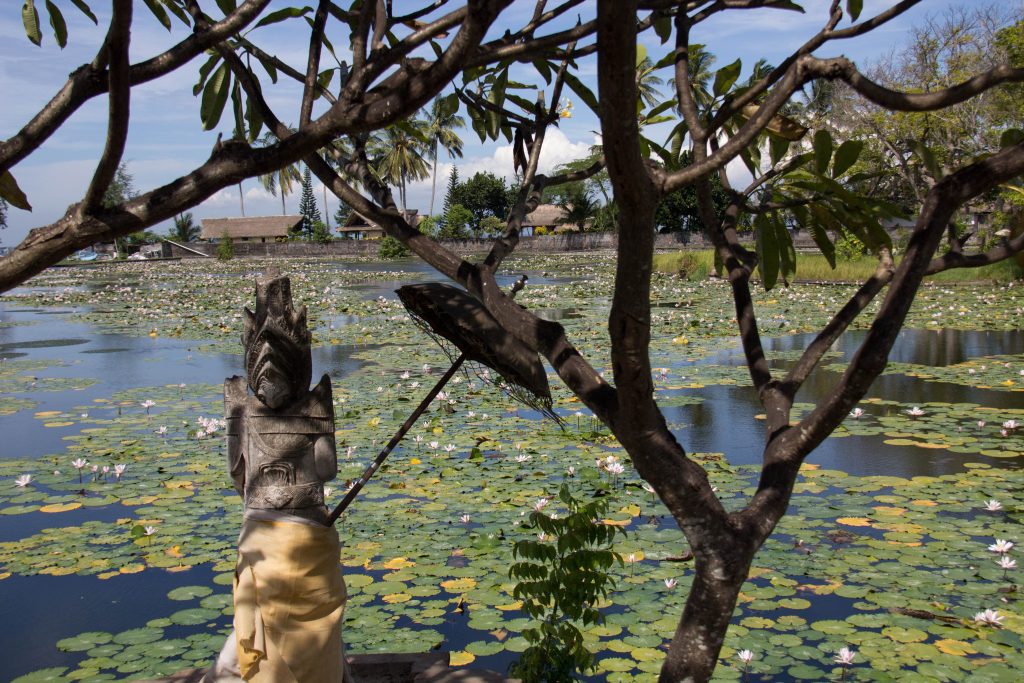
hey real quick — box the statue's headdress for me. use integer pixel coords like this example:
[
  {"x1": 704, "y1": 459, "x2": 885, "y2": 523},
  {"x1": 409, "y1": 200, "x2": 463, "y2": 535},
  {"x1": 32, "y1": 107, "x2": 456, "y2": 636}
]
[{"x1": 241, "y1": 267, "x2": 312, "y2": 400}]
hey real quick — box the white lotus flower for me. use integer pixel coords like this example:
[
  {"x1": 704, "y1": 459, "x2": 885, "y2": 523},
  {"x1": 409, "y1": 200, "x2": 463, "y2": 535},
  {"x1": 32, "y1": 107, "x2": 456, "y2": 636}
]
[
  {"x1": 973, "y1": 609, "x2": 1004, "y2": 627},
  {"x1": 989, "y1": 539, "x2": 1015, "y2": 554}
]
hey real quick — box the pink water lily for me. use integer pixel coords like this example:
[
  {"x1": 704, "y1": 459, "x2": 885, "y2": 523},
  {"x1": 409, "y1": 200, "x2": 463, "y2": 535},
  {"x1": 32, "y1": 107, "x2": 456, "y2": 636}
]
[
  {"x1": 833, "y1": 646, "x2": 856, "y2": 665},
  {"x1": 983, "y1": 500, "x2": 1003, "y2": 511},
  {"x1": 664, "y1": 578, "x2": 677, "y2": 589},
  {"x1": 15, "y1": 474, "x2": 32, "y2": 487},
  {"x1": 737, "y1": 649, "x2": 754, "y2": 664}
]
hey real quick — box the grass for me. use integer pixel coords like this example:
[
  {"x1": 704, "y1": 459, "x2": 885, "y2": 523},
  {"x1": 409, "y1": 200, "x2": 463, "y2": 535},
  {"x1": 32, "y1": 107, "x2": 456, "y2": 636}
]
[{"x1": 653, "y1": 250, "x2": 1024, "y2": 283}]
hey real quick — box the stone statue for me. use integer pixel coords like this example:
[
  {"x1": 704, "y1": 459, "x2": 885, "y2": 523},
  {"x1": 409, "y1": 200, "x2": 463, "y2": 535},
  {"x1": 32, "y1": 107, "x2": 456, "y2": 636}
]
[{"x1": 205, "y1": 268, "x2": 350, "y2": 683}]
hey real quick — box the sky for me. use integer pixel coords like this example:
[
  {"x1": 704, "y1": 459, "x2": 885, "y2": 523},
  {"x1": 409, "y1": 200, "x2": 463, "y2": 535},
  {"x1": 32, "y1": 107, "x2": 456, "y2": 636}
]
[{"x1": 0, "y1": 0, "x2": 1018, "y2": 246}]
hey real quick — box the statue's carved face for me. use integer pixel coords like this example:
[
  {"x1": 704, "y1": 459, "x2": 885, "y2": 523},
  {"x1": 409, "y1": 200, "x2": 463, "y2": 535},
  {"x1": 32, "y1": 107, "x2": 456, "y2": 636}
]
[{"x1": 241, "y1": 271, "x2": 312, "y2": 409}]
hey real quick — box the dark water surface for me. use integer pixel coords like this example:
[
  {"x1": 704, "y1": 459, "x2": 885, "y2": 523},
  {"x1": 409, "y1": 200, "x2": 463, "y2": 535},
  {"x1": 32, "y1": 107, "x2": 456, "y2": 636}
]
[{"x1": 1, "y1": 267, "x2": 1022, "y2": 681}]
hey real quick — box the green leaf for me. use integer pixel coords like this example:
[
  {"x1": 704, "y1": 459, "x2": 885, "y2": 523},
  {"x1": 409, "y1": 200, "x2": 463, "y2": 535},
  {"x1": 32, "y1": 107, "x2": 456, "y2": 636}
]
[
  {"x1": 531, "y1": 59, "x2": 552, "y2": 85},
  {"x1": 713, "y1": 58, "x2": 742, "y2": 97},
  {"x1": 755, "y1": 213, "x2": 779, "y2": 290},
  {"x1": 813, "y1": 129, "x2": 832, "y2": 175},
  {"x1": 562, "y1": 72, "x2": 599, "y2": 113},
  {"x1": 831, "y1": 139, "x2": 863, "y2": 177},
  {"x1": 0, "y1": 170, "x2": 32, "y2": 210},
  {"x1": 847, "y1": 0, "x2": 863, "y2": 21},
  {"x1": 69, "y1": 0, "x2": 97, "y2": 24},
  {"x1": 254, "y1": 6, "x2": 311, "y2": 29},
  {"x1": 776, "y1": 216, "x2": 796, "y2": 284},
  {"x1": 911, "y1": 140, "x2": 942, "y2": 180},
  {"x1": 200, "y1": 63, "x2": 231, "y2": 131},
  {"x1": 44, "y1": 1, "x2": 66, "y2": 48},
  {"x1": 142, "y1": 0, "x2": 171, "y2": 30},
  {"x1": 193, "y1": 53, "x2": 221, "y2": 96},
  {"x1": 770, "y1": 136, "x2": 791, "y2": 167},
  {"x1": 808, "y1": 218, "x2": 836, "y2": 268},
  {"x1": 215, "y1": 0, "x2": 237, "y2": 15},
  {"x1": 256, "y1": 54, "x2": 278, "y2": 83},
  {"x1": 635, "y1": 43, "x2": 647, "y2": 68},
  {"x1": 162, "y1": 0, "x2": 191, "y2": 26},
  {"x1": 653, "y1": 16, "x2": 671, "y2": 43},
  {"x1": 23, "y1": 0, "x2": 42, "y2": 46},
  {"x1": 999, "y1": 129, "x2": 1024, "y2": 148}
]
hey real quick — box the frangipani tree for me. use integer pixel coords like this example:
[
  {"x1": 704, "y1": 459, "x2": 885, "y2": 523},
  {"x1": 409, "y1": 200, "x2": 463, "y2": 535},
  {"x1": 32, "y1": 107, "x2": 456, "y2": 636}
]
[{"x1": 2, "y1": 2, "x2": 1024, "y2": 681}]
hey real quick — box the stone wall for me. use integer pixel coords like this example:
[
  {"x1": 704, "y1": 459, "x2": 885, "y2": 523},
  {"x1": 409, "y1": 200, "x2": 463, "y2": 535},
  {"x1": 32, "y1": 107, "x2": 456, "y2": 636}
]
[{"x1": 165, "y1": 229, "x2": 900, "y2": 259}]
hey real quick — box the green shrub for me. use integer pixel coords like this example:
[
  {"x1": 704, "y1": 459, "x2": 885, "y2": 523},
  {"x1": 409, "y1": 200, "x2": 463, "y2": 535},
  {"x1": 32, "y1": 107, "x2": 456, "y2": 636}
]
[
  {"x1": 216, "y1": 233, "x2": 234, "y2": 260},
  {"x1": 311, "y1": 220, "x2": 332, "y2": 244},
  {"x1": 835, "y1": 231, "x2": 866, "y2": 262},
  {"x1": 378, "y1": 235, "x2": 410, "y2": 259},
  {"x1": 510, "y1": 484, "x2": 623, "y2": 682},
  {"x1": 534, "y1": 226, "x2": 549, "y2": 236}
]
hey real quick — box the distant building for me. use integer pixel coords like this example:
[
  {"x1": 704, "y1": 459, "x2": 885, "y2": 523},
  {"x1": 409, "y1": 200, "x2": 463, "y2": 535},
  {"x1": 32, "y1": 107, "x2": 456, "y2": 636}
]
[
  {"x1": 338, "y1": 209, "x2": 422, "y2": 239},
  {"x1": 200, "y1": 215, "x2": 302, "y2": 242},
  {"x1": 523, "y1": 204, "x2": 583, "y2": 234}
]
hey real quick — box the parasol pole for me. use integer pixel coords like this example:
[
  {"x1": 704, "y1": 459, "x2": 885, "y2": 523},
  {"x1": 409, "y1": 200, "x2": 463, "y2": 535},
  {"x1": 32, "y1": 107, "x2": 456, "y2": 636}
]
[{"x1": 328, "y1": 275, "x2": 526, "y2": 526}]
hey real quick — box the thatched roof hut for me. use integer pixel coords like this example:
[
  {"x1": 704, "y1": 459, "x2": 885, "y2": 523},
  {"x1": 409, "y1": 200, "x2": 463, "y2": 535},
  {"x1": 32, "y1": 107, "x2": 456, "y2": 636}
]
[
  {"x1": 200, "y1": 216, "x2": 302, "y2": 241},
  {"x1": 339, "y1": 210, "x2": 422, "y2": 239},
  {"x1": 524, "y1": 204, "x2": 581, "y2": 233}
]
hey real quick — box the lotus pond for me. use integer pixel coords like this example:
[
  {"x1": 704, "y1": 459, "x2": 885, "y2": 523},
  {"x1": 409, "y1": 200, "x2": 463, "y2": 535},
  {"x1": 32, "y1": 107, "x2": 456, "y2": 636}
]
[{"x1": 0, "y1": 255, "x2": 1022, "y2": 682}]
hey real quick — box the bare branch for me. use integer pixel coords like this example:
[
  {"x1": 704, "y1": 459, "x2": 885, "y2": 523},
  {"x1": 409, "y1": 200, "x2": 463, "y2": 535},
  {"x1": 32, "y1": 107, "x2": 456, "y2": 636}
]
[
  {"x1": 781, "y1": 248, "x2": 895, "y2": 392},
  {"x1": 0, "y1": 0, "x2": 272, "y2": 175},
  {"x1": 926, "y1": 233, "x2": 1024, "y2": 274},
  {"x1": 777, "y1": 141, "x2": 1024, "y2": 465},
  {"x1": 82, "y1": 0, "x2": 132, "y2": 213},
  {"x1": 808, "y1": 57, "x2": 1024, "y2": 112},
  {"x1": 300, "y1": 1, "x2": 331, "y2": 127}
]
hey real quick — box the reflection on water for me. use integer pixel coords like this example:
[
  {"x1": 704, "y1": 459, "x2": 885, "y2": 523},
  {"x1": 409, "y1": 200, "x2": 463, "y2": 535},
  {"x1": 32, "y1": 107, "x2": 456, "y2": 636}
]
[
  {"x1": 671, "y1": 328, "x2": 1023, "y2": 476},
  {"x1": 0, "y1": 305, "x2": 366, "y2": 459},
  {"x1": 0, "y1": 566, "x2": 231, "y2": 681}
]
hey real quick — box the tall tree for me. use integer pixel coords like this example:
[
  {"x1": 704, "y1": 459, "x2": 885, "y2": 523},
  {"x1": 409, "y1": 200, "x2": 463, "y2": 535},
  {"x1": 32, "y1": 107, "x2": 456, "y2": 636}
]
[
  {"x1": 372, "y1": 122, "x2": 430, "y2": 213},
  {"x1": 441, "y1": 167, "x2": 460, "y2": 217},
  {"x1": 2, "y1": 5, "x2": 1024, "y2": 681},
  {"x1": 424, "y1": 97, "x2": 465, "y2": 216},
  {"x1": 169, "y1": 212, "x2": 199, "y2": 243},
  {"x1": 258, "y1": 132, "x2": 302, "y2": 215},
  {"x1": 556, "y1": 186, "x2": 599, "y2": 231},
  {"x1": 298, "y1": 166, "x2": 321, "y2": 237}
]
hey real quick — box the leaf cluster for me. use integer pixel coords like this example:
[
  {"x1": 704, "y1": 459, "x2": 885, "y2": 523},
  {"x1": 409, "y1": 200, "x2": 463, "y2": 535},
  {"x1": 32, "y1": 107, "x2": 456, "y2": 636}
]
[{"x1": 509, "y1": 484, "x2": 623, "y2": 681}]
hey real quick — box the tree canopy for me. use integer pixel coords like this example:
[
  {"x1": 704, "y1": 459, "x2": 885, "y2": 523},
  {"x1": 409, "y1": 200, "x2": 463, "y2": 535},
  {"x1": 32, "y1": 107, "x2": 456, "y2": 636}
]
[{"x1": 1, "y1": 2, "x2": 1023, "y2": 681}]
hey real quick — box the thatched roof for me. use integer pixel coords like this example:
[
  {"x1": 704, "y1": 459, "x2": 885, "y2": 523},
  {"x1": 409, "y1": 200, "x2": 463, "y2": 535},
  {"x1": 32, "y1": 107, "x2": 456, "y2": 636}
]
[
  {"x1": 523, "y1": 204, "x2": 568, "y2": 227},
  {"x1": 200, "y1": 215, "x2": 302, "y2": 240},
  {"x1": 343, "y1": 209, "x2": 423, "y2": 230}
]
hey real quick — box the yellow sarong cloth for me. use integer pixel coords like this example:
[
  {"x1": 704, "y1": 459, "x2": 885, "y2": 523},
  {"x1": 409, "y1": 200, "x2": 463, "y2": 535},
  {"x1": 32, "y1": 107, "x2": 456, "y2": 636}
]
[{"x1": 234, "y1": 519, "x2": 347, "y2": 682}]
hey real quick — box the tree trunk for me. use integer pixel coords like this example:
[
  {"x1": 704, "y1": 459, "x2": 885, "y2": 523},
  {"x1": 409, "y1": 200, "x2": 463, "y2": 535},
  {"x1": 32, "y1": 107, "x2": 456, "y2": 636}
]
[
  {"x1": 429, "y1": 141, "x2": 439, "y2": 216},
  {"x1": 323, "y1": 185, "x2": 330, "y2": 229},
  {"x1": 280, "y1": 191, "x2": 286, "y2": 215},
  {"x1": 659, "y1": 551, "x2": 752, "y2": 682},
  {"x1": 238, "y1": 181, "x2": 245, "y2": 216}
]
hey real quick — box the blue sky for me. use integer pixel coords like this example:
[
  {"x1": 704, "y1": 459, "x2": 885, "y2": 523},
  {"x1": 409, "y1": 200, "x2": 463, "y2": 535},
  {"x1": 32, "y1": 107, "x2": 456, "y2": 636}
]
[{"x1": 0, "y1": 0, "x2": 1013, "y2": 246}]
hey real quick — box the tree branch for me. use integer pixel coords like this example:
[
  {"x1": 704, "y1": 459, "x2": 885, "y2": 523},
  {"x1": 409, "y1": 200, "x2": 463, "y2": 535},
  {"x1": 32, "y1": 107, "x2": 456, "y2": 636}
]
[
  {"x1": 82, "y1": 0, "x2": 132, "y2": 213},
  {"x1": 300, "y1": 1, "x2": 331, "y2": 127},
  {"x1": 0, "y1": 0, "x2": 272, "y2": 175}
]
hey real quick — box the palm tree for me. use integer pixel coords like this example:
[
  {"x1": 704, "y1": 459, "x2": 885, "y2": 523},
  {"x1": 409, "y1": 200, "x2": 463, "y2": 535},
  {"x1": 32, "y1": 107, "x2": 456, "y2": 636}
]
[
  {"x1": 424, "y1": 98, "x2": 465, "y2": 216},
  {"x1": 669, "y1": 44, "x2": 716, "y2": 112},
  {"x1": 372, "y1": 122, "x2": 430, "y2": 214},
  {"x1": 558, "y1": 187, "x2": 599, "y2": 231},
  {"x1": 258, "y1": 132, "x2": 303, "y2": 215},
  {"x1": 170, "y1": 213, "x2": 200, "y2": 243},
  {"x1": 636, "y1": 56, "x2": 664, "y2": 108}
]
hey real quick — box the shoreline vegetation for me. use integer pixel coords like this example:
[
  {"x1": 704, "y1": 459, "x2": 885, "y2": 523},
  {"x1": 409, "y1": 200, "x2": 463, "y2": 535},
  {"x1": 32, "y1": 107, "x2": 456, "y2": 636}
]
[{"x1": 653, "y1": 250, "x2": 1024, "y2": 284}]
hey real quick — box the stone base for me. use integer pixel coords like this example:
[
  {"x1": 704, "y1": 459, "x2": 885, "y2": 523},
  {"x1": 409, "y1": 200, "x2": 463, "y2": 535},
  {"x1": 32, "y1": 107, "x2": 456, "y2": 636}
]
[{"x1": 144, "y1": 653, "x2": 517, "y2": 683}]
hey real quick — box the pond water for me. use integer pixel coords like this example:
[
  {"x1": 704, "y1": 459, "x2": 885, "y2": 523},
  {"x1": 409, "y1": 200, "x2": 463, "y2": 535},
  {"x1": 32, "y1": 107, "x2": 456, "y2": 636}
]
[{"x1": 1, "y1": 262, "x2": 1022, "y2": 682}]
